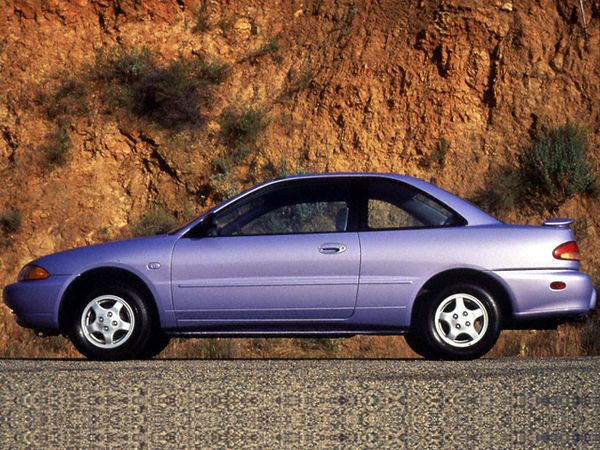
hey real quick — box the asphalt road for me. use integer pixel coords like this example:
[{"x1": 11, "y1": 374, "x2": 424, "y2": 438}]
[{"x1": 0, "y1": 358, "x2": 599, "y2": 449}]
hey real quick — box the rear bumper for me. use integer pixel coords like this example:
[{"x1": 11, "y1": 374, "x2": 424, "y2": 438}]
[
  {"x1": 3, "y1": 276, "x2": 69, "y2": 332},
  {"x1": 492, "y1": 269, "x2": 596, "y2": 328}
]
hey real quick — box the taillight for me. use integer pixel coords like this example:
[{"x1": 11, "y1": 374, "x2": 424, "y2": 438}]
[{"x1": 552, "y1": 241, "x2": 580, "y2": 261}]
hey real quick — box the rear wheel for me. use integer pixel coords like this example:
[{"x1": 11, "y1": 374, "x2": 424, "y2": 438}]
[
  {"x1": 69, "y1": 284, "x2": 154, "y2": 360},
  {"x1": 410, "y1": 283, "x2": 501, "y2": 360}
]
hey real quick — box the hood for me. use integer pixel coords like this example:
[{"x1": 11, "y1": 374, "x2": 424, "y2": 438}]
[{"x1": 30, "y1": 234, "x2": 179, "y2": 276}]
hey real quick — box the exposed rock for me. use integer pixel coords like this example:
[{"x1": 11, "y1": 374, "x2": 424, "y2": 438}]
[{"x1": 0, "y1": 0, "x2": 598, "y2": 357}]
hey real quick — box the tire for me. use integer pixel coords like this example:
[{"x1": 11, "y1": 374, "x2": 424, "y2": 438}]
[
  {"x1": 410, "y1": 283, "x2": 501, "y2": 360},
  {"x1": 69, "y1": 284, "x2": 154, "y2": 360},
  {"x1": 140, "y1": 331, "x2": 171, "y2": 359},
  {"x1": 404, "y1": 331, "x2": 440, "y2": 359}
]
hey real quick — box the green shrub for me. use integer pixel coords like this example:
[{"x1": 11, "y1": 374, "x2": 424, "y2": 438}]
[
  {"x1": 40, "y1": 76, "x2": 89, "y2": 119},
  {"x1": 208, "y1": 172, "x2": 240, "y2": 202},
  {"x1": 260, "y1": 155, "x2": 309, "y2": 181},
  {"x1": 469, "y1": 165, "x2": 521, "y2": 219},
  {"x1": 431, "y1": 137, "x2": 450, "y2": 166},
  {"x1": 213, "y1": 107, "x2": 266, "y2": 180},
  {"x1": 520, "y1": 121, "x2": 595, "y2": 201},
  {"x1": 43, "y1": 124, "x2": 72, "y2": 168},
  {"x1": 93, "y1": 47, "x2": 153, "y2": 83},
  {"x1": 0, "y1": 209, "x2": 21, "y2": 234},
  {"x1": 572, "y1": 217, "x2": 589, "y2": 243},
  {"x1": 219, "y1": 107, "x2": 265, "y2": 146},
  {"x1": 290, "y1": 65, "x2": 314, "y2": 92},
  {"x1": 130, "y1": 205, "x2": 179, "y2": 237},
  {"x1": 93, "y1": 47, "x2": 227, "y2": 129},
  {"x1": 219, "y1": 16, "x2": 234, "y2": 36},
  {"x1": 251, "y1": 37, "x2": 280, "y2": 59},
  {"x1": 192, "y1": 1, "x2": 209, "y2": 33}
]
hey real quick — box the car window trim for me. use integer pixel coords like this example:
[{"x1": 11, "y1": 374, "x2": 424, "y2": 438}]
[
  {"x1": 357, "y1": 177, "x2": 467, "y2": 232},
  {"x1": 184, "y1": 177, "x2": 359, "y2": 238}
]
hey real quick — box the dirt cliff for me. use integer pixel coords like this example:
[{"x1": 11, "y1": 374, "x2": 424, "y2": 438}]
[{"x1": 0, "y1": 0, "x2": 599, "y2": 358}]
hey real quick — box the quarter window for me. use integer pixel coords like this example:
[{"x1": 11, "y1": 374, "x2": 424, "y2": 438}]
[{"x1": 366, "y1": 179, "x2": 463, "y2": 229}]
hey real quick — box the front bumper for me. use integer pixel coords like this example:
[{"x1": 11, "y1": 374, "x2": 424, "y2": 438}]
[
  {"x1": 492, "y1": 269, "x2": 596, "y2": 327},
  {"x1": 3, "y1": 276, "x2": 70, "y2": 332}
]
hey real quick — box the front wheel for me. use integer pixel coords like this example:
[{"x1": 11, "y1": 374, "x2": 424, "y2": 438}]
[
  {"x1": 69, "y1": 284, "x2": 154, "y2": 360},
  {"x1": 410, "y1": 283, "x2": 502, "y2": 360}
]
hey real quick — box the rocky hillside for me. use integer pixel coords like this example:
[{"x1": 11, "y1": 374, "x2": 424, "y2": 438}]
[{"x1": 0, "y1": 0, "x2": 599, "y2": 358}]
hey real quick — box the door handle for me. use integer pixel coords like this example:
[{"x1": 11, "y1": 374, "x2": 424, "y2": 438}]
[{"x1": 319, "y1": 243, "x2": 347, "y2": 254}]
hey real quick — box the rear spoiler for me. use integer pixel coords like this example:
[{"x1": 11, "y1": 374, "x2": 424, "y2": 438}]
[{"x1": 543, "y1": 218, "x2": 575, "y2": 228}]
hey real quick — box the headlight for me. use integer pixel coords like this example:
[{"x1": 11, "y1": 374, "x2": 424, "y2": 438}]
[{"x1": 18, "y1": 265, "x2": 50, "y2": 281}]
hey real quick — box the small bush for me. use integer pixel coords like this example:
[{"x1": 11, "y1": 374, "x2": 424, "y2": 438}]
[
  {"x1": 431, "y1": 137, "x2": 450, "y2": 166},
  {"x1": 520, "y1": 121, "x2": 595, "y2": 201},
  {"x1": 284, "y1": 65, "x2": 315, "y2": 97},
  {"x1": 260, "y1": 155, "x2": 309, "y2": 181},
  {"x1": 93, "y1": 47, "x2": 227, "y2": 129},
  {"x1": 130, "y1": 205, "x2": 179, "y2": 237},
  {"x1": 93, "y1": 47, "x2": 155, "y2": 84},
  {"x1": 42, "y1": 124, "x2": 72, "y2": 168},
  {"x1": 208, "y1": 172, "x2": 240, "y2": 202},
  {"x1": 210, "y1": 107, "x2": 266, "y2": 200},
  {"x1": 192, "y1": 1, "x2": 209, "y2": 33},
  {"x1": 0, "y1": 209, "x2": 21, "y2": 234},
  {"x1": 40, "y1": 76, "x2": 89, "y2": 119},
  {"x1": 219, "y1": 16, "x2": 234, "y2": 36},
  {"x1": 572, "y1": 217, "x2": 589, "y2": 242},
  {"x1": 219, "y1": 107, "x2": 266, "y2": 146},
  {"x1": 251, "y1": 37, "x2": 280, "y2": 59},
  {"x1": 469, "y1": 165, "x2": 521, "y2": 219}
]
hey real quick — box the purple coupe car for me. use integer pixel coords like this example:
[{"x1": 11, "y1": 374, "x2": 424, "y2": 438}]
[{"x1": 3, "y1": 173, "x2": 597, "y2": 360}]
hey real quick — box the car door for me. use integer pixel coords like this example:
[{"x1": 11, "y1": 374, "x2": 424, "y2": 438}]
[
  {"x1": 356, "y1": 177, "x2": 466, "y2": 325},
  {"x1": 171, "y1": 178, "x2": 360, "y2": 325}
]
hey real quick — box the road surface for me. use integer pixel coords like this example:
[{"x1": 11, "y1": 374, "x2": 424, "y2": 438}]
[{"x1": 1, "y1": 358, "x2": 599, "y2": 448}]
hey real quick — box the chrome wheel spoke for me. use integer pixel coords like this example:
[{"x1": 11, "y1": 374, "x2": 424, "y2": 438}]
[
  {"x1": 439, "y1": 312, "x2": 453, "y2": 325},
  {"x1": 111, "y1": 302, "x2": 124, "y2": 316},
  {"x1": 118, "y1": 320, "x2": 131, "y2": 332},
  {"x1": 464, "y1": 326, "x2": 480, "y2": 341},
  {"x1": 103, "y1": 329, "x2": 114, "y2": 345},
  {"x1": 447, "y1": 327, "x2": 460, "y2": 341},
  {"x1": 453, "y1": 297, "x2": 466, "y2": 315},
  {"x1": 91, "y1": 303, "x2": 106, "y2": 317},
  {"x1": 470, "y1": 307, "x2": 484, "y2": 320},
  {"x1": 86, "y1": 321, "x2": 102, "y2": 334}
]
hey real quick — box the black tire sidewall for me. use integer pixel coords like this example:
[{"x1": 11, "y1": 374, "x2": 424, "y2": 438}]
[
  {"x1": 140, "y1": 332, "x2": 171, "y2": 359},
  {"x1": 70, "y1": 284, "x2": 153, "y2": 360},
  {"x1": 422, "y1": 283, "x2": 501, "y2": 360}
]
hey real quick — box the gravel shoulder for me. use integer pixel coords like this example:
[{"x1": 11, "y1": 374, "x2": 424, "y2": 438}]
[{"x1": 1, "y1": 358, "x2": 599, "y2": 449}]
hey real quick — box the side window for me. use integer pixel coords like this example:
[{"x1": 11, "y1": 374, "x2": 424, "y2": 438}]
[
  {"x1": 368, "y1": 199, "x2": 423, "y2": 229},
  {"x1": 214, "y1": 181, "x2": 351, "y2": 236},
  {"x1": 241, "y1": 201, "x2": 347, "y2": 235},
  {"x1": 366, "y1": 179, "x2": 463, "y2": 230}
]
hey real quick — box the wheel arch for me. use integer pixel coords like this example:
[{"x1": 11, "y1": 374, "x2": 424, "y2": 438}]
[
  {"x1": 411, "y1": 268, "x2": 514, "y2": 327},
  {"x1": 58, "y1": 267, "x2": 161, "y2": 334}
]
